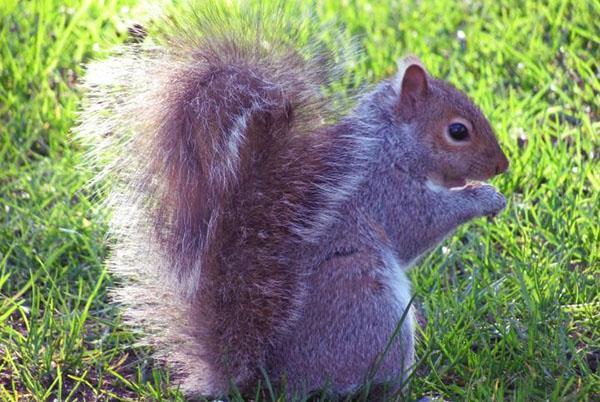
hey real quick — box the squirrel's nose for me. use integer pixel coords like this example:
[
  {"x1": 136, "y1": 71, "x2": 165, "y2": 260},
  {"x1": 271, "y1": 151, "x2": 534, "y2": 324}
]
[{"x1": 495, "y1": 153, "x2": 509, "y2": 175}]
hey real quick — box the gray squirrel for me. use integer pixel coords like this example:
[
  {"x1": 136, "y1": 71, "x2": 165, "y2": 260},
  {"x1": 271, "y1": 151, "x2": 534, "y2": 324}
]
[{"x1": 78, "y1": 3, "x2": 509, "y2": 400}]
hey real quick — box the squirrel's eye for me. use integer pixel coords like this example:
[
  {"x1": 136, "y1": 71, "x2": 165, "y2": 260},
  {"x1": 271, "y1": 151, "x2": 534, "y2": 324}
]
[{"x1": 448, "y1": 122, "x2": 469, "y2": 141}]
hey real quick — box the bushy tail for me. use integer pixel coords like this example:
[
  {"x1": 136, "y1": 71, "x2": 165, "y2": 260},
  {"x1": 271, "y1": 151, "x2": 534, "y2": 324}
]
[{"x1": 77, "y1": 0, "x2": 368, "y2": 396}]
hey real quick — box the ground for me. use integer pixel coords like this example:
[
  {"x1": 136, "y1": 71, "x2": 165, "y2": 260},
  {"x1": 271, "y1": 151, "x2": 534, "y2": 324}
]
[{"x1": 0, "y1": 0, "x2": 598, "y2": 400}]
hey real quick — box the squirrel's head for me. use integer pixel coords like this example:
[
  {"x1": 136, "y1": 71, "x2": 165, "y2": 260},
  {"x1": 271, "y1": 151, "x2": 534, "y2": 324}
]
[{"x1": 391, "y1": 56, "x2": 509, "y2": 188}]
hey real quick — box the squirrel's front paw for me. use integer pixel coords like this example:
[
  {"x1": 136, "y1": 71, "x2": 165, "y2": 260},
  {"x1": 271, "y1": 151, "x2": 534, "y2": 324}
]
[{"x1": 464, "y1": 183, "x2": 506, "y2": 218}]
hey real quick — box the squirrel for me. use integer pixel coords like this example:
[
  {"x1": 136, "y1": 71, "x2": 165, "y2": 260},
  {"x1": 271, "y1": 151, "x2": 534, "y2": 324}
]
[{"x1": 77, "y1": 2, "x2": 509, "y2": 400}]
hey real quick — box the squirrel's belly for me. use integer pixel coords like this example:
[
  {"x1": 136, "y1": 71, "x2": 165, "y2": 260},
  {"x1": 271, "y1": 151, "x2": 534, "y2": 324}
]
[{"x1": 268, "y1": 250, "x2": 415, "y2": 396}]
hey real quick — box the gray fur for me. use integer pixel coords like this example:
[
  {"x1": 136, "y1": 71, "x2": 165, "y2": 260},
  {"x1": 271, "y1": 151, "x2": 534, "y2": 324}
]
[{"x1": 77, "y1": 2, "x2": 508, "y2": 399}]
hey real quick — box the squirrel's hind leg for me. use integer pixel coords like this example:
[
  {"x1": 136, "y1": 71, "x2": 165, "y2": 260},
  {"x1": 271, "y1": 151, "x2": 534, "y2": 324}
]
[{"x1": 269, "y1": 248, "x2": 415, "y2": 399}]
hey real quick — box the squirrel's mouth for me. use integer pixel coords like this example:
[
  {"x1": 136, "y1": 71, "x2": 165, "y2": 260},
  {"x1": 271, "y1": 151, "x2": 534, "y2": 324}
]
[
  {"x1": 424, "y1": 171, "x2": 468, "y2": 189},
  {"x1": 443, "y1": 177, "x2": 467, "y2": 189},
  {"x1": 427, "y1": 174, "x2": 468, "y2": 190},
  {"x1": 426, "y1": 176, "x2": 489, "y2": 191}
]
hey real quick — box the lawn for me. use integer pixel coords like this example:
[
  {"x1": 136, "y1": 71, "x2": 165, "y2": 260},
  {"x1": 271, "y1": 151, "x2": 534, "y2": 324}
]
[{"x1": 0, "y1": 0, "x2": 598, "y2": 400}]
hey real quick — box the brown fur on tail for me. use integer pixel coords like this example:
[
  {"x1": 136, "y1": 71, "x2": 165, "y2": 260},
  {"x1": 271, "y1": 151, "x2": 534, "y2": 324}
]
[{"x1": 77, "y1": 2, "x2": 370, "y2": 396}]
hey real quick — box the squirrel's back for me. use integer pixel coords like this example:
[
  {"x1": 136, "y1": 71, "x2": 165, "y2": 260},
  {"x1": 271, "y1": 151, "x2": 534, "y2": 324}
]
[{"x1": 78, "y1": 2, "x2": 371, "y2": 395}]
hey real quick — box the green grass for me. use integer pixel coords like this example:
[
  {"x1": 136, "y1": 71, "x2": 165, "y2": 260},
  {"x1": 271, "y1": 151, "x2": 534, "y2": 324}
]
[{"x1": 1, "y1": 0, "x2": 598, "y2": 400}]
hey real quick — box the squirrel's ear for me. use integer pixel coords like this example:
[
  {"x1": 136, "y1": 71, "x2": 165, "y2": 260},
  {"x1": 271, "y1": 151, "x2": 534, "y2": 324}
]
[{"x1": 394, "y1": 56, "x2": 428, "y2": 118}]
